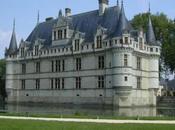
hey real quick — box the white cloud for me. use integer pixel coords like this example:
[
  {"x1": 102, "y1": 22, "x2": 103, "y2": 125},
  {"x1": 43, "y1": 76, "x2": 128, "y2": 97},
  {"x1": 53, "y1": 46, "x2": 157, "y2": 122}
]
[{"x1": 0, "y1": 30, "x2": 20, "y2": 59}]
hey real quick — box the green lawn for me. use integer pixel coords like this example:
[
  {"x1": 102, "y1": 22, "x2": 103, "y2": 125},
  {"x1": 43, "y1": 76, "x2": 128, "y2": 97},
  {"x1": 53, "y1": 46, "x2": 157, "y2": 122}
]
[{"x1": 0, "y1": 119, "x2": 175, "y2": 130}]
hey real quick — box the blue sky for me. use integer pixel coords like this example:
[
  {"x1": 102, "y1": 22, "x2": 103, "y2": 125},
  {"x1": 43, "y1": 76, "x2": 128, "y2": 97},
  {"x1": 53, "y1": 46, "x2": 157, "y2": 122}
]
[{"x1": 0, "y1": 0, "x2": 175, "y2": 58}]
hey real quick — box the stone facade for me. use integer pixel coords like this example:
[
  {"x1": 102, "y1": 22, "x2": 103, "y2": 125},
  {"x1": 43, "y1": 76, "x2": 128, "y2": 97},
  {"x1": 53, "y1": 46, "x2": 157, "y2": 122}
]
[{"x1": 5, "y1": 0, "x2": 160, "y2": 107}]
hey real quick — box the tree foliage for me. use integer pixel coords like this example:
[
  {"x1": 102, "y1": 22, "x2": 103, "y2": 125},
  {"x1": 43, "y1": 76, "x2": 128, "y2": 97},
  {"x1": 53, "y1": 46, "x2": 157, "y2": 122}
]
[
  {"x1": 0, "y1": 59, "x2": 6, "y2": 99},
  {"x1": 131, "y1": 13, "x2": 175, "y2": 74}
]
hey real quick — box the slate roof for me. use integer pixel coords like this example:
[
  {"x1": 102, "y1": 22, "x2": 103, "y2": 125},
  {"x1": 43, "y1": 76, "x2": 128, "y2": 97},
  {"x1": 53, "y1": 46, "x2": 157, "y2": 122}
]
[
  {"x1": 7, "y1": 22, "x2": 18, "y2": 55},
  {"x1": 26, "y1": 6, "x2": 122, "y2": 48},
  {"x1": 146, "y1": 16, "x2": 159, "y2": 46}
]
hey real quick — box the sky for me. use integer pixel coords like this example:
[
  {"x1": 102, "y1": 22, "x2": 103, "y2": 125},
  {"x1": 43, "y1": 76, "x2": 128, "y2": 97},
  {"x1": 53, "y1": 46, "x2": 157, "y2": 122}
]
[{"x1": 0, "y1": 0, "x2": 175, "y2": 58}]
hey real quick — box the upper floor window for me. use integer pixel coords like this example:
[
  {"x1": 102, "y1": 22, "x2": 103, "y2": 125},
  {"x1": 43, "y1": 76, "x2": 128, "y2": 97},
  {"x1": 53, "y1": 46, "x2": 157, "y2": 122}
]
[
  {"x1": 21, "y1": 48, "x2": 25, "y2": 57},
  {"x1": 36, "y1": 79, "x2": 40, "y2": 90},
  {"x1": 76, "y1": 58, "x2": 81, "y2": 71},
  {"x1": 55, "y1": 78, "x2": 60, "y2": 90},
  {"x1": 98, "y1": 76, "x2": 105, "y2": 88},
  {"x1": 36, "y1": 62, "x2": 40, "y2": 73},
  {"x1": 124, "y1": 54, "x2": 128, "y2": 66},
  {"x1": 62, "y1": 60, "x2": 65, "y2": 71},
  {"x1": 22, "y1": 63, "x2": 26, "y2": 74},
  {"x1": 124, "y1": 37, "x2": 128, "y2": 44},
  {"x1": 35, "y1": 45, "x2": 39, "y2": 56},
  {"x1": 75, "y1": 39, "x2": 80, "y2": 51},
  {"x1": 64, "y1": 29, "x2": 67, "y2": 39},
  {"x1": 62, "y1": 78, "x2": 65, "y2": 89},
  {"x1": 21, "y1": 80, "x2": 25, "y2": 90},
  {"x1": 137, "y1": 77, "x2": 141, "y2": 89},
  {"x1": 96, "y1": 36, "x2": 102, "y2": 48},
  {"x1": 54, "y1": 31, "x2": 57, "y2": 40},
  {"x1": 137, "y1": 57, "x2": 141, "y2": 70},
  {"x1": 58, "y1": 30, "x2": 63, "y2": 39},
  {"x1": 76, "y1": 77, "x2": 81, "y2": 89},
  {"x1": 98, "y1": 56, "x2": 105, "y2": 69}
]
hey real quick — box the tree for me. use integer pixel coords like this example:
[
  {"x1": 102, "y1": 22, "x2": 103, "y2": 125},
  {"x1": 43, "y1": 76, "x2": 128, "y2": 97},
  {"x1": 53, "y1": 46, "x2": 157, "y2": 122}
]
[
  {"x1": 0, "y1": 59, "x2": 6, "y2": 100},
  {"x1": 131, "y1": 13, "x2": 175, "y2": 76}
]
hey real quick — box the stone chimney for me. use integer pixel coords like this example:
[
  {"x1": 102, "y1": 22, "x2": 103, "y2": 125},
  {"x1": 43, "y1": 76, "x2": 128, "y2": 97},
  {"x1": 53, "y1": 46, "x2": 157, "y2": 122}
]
[
  {"x1": 65, "y1": 8, "x2": 71, "y2": 17},
  {"x1": 98, "y1": 0, "x2": 109, "y2": 16}
]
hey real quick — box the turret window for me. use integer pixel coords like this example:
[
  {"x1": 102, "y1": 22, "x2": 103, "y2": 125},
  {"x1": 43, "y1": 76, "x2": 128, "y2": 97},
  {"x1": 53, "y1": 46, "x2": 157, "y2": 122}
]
[
  {"x1": 36, "y1": 62, "x2": 40, "y2": 73},
  {"x1": 76, "y1": 77, "x2": 81, "y2": 89},
  {"x1": 137, "y1": 77, "x2": 141, "y2": 89},
  {"x1": 96, "y1": 36, "x2": 102, "y2": 48},
  {"x1": 124, "y1": 37, "x2": 128, "y2": 44},
  {"x1": 76, "y1": 58, "x2": 81, "y2": 71},
  {"x1": 124, "y1": 54, "x2": 128, "y2": 66},
  {"x1": 54, "y1": 31, "x2": 57, "y2": 40}
]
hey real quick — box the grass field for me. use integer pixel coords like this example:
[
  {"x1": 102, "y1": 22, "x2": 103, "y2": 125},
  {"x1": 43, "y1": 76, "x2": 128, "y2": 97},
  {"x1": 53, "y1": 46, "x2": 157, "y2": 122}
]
[{"x1": 0, "y1": 119, "x2": 175, "y2": 130}]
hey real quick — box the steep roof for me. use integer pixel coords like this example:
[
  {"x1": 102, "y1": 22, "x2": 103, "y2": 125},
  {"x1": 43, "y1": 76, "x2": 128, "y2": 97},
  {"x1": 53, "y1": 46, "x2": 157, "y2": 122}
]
[
  {"x1": 26, "y1": 6, "x2": 121, "y2": 48},
  {"x1": 7, "y1": 20, "x2": 18, "y2": 55},
  {"x1": 146, "y1": 16, "x2": 158, "y2": 46},
  {"x1": 112, "y1": 2, "x2": 131, "y2": 37}
]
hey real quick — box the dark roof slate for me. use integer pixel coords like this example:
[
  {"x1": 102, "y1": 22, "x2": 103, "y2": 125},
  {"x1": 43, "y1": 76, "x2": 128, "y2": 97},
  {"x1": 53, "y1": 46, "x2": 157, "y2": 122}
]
[{"x1": 26, "y1": 6, "x2": 121, "y2": 48}]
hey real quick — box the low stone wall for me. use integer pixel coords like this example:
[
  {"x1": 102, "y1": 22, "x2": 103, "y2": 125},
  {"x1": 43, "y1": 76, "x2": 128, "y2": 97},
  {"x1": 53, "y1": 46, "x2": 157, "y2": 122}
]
[{"x1": 157, "y1": 96, "x2": 175, "y2": 107}]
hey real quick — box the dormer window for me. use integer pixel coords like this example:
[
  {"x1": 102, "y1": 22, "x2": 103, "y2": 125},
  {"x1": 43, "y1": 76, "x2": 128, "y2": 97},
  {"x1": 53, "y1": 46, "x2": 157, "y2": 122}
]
[
  {"x1": 96, "y1": 35, "x2": 102, "y2": 48},
  {"x1": 58, "y1": 30, "x2": 63, "y2": 39},
  {"x1": 54, "y1": 31, "x2": 57, "y2": 40},
  {"x1": 21, "y1": 47, "x2": 25, "y2": 57},
  {"x1": 124, "y1": 37, "x2": 128, "y2": 44},
  {"x1": 35, "y1": 45, "x2": 39, "y2": 56},
  {"x1": 75, "y1": 39, "x2": 80, "y2": 51},
  {"x1": 64, "y1": 29, "x2": 67, "y2": 39}
]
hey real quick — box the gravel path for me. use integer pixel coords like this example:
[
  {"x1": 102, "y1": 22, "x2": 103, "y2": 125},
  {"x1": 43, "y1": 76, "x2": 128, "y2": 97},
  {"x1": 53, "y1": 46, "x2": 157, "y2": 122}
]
[{"x1": 0, "y1": 116, "x2": 175, "y2": 124}]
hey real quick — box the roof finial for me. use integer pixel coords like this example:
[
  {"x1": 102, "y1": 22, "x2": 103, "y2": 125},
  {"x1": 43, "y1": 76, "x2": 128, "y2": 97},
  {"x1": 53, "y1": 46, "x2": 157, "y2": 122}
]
[
  {"x1": 37, "y1": 10, "x2": 40, "y2": 25},
  {"x1": 149, "y1": 2, "x2": 151, "y2": 14},
  {"x1": 13, "y1": 18, "x2": 15, "y2": 32},
  {"x1": 58, "y1": 9, "x2": 62, "y2": 17},
  {"x1": 117, "y1": 0, "x2": 119, "y2": 6}
]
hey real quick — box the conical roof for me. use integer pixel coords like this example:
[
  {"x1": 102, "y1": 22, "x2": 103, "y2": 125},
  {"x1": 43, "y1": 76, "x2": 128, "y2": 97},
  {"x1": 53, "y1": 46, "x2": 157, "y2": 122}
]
[
  {"x1": 114, "y1": 1, "x2": 130, "y2": 37},
  {"x1": 8, "y1": 20, "x2": 18, "y2": 55},
  {"x1": 146, "y1": 16, "x2": 157, "y2": 46}
]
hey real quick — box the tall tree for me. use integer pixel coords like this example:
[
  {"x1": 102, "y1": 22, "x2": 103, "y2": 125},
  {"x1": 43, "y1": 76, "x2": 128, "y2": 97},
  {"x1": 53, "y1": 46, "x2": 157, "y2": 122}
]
[{"x1": 131, "y1": 13, "x2": 175, "y2": 77}]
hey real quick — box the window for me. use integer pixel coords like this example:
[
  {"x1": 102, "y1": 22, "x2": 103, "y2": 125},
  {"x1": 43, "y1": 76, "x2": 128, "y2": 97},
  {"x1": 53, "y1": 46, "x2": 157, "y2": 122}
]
[
  {"x1": 98, "y1": 76, "x2": 105, "y2": 88},
  {"x1": 64, "y1": 29, "x2": 67, "y2": 39},
  {"x1": 76, "y1": 58, "x2": 81, "y2": 71},
  {"x1": 55, "y1": 78, "x2": 60, "y2": 90},
  {"x1": 137, "y1": 57, "x2": 141, "y2": 70},
  {"x1": 137, "y1": 77, "x2": 141, "y2": 89},
  {"x1": 96, "y1": 36, "x2": 102, "y2": 48},
  {"x1": 124, "y1": 37, "x2": 128, "y2": 44},
  {"x1": 124, "y1": 54, "x2": 128, "y2": 66},
  {"x1": 76, "y1": 77, "x2": 81, "y2": 89},
  {"x1": 35, "y1": 45, "x2": 39, "y2": 56},
  {"x1": 36, "y1": 62, "x2": 40, "y2": 73},
  {"x1": 61, "y1": 60, "x2": 64, "y2": 72},
  {"x1": 120, "y1": 39, "x2": 123, "y2": 44},
  {"x1": 150, "y1": 48, "x2": 153, "y2": 52},
  {"x1": 21, "y1": 48, "x2": 25, "y2": 57},
  {"x1": 98, "y1": 56, "x2": 105, "y2": 69},
  {"x1": 58, "y1": 30, "x2": 62, "y2": 39},
  {"x1": 21, "y1": 80, "x2": 25, "y2": 90},
  {"x1": 51, "y1": 61, "x2": 54, "y2": 72},
  {"x1": 51, "y1": 78, "x2": 54, "y2": 90},
  {"x1": 22, "y1": 63, "x2": 26, "y2": 74},
  {"x1": 124, "y1": 76, "x2": 128, "y2": 81},
  {"x1": 36, "y1": 79, "x2": 40, "y2": 90},
  {"x1": 54, "y1": 31, "x2": 56, "y2": 40},
  {"x1": 156, "y1": 48, "x2": 158, "y2": 52},
  {"x1": 62, "y1": 78, "x2": 65, "y2": 89},
  {"x1": 139, "y1": 37, "x2": 143, "y2": 49},
  {"x1": 75, "y1": 39, "x2": 80, "y2": 51}
]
